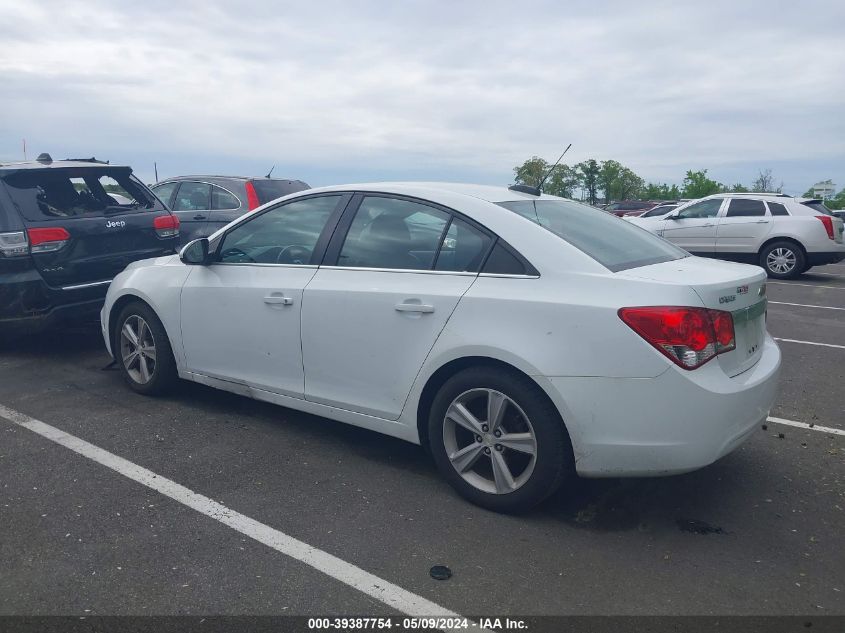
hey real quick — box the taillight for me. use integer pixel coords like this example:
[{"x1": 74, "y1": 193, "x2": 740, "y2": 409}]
[
  {"x1": 0, "y1": 231, "x2": 29, "y2": 257},
  {"x1": 618, "y1": 306, "x2": 736, "y2": 370},
  {"x1": 245, "y1": 181, "x2": 260, "y2": 211},
  {"x1": 816, "y1": 215, "x2": 835, "y2": 240},
  {"x1": 154, "y1": 214, "x2": 180, "y2": 238},
  {"x1": 27, "y1": 227, "x2": 70, "y2": 253}
]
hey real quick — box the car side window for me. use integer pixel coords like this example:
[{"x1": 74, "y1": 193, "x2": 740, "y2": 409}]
[
  {"x1": 211, "y1": 185, "x2": 240, "y2": 210},
  {"x1": 676, "y1": 199, "x2": 722, "y2": 219},
  {"x1": 434, "y1": 217, "x2": 493, "y2": 272},
  {"x1": 338, "y1": 197, "x2": 450, "y2": 270},
  {"x1": 218, "y1": 195, "x2": 340, "y2": 265},
  {"x1": 767, "y1": 201, "x2": 790, "y2": 216},
  {"x1": 482, "y1": 242, "x2": 530, "y2": 275},
  {"x1": 172, "y1": 182, "x2": 210, "y2": 211},
  {"x1": 151, "y1": 182, "x2": 178, "y2": 207},
  {"x1": 726, "y1": 199, "x2": 766, "y2": 217}
]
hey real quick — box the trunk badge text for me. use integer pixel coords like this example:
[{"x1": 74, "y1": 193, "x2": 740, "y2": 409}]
[{"x1": 106, "y1": 220, "x2": 126, "y2": 228}]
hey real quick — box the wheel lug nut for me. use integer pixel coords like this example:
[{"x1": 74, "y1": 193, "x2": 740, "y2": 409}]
[
  {"x1": 495, "y1": 444, "x2": 503, "y2": 451},
  {"x1": 493, "y1": 430, "x2": 501, "y2": 438},
  {"x1": 481, "y1": 424, "x2": 489, "y2": 432},
  {"x1": 475, "y1": 435, "x2": 483, "y2": 443},
  {"x1": 484, "y1": 447, "x2": 491, "y2": 455}
]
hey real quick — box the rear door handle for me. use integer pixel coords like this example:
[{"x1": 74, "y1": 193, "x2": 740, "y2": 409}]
[
  {"x1": 193, "y1": 214, "x2": 207, "y2": 220},
  {"x1": 395, "y1": 302, "x2": 435, "y2": 313},
  {"x1": 264, "y1": 295, "x2": 294, "y2": 306}
]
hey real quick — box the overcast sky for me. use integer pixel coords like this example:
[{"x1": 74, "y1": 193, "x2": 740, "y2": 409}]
[{"x1": 1, "y1": 0, "x2": 842, "y2": 194}]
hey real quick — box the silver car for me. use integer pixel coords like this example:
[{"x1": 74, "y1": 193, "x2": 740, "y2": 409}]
[{"x1": 627, "y1": 193, "x2": 845, "y2": 279}]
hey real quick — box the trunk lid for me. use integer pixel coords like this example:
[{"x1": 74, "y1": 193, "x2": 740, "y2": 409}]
[{"x1": 619, "y1": 256, "x2": 769, "y2": 377}]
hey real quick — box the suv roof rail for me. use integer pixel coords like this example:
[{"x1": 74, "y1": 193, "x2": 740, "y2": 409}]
[
  {"x1": 63, "y1": 156, "x2": 110, "y2": 164},
  {"x1": 725, "y1": 192, "x2": 790, "y2": 198}
]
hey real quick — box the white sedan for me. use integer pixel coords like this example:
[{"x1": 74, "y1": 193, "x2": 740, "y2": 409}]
[{"x1": 102, "y1": 183, "x2": 781, "y2": 513}]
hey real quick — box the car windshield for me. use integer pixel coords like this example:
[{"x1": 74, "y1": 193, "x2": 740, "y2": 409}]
[
  {"x1": 497, "y1": 199, "x2": 688, "y2": 272},
  {"x1": 801, "y1": 200, "x2": 834, "y2": 216},
  {"x1": 642, "y1": 205, "x2": 676, "y2": 217},
  {"x1": 249, "y1": 179, "x2": 310, "y2": 205}
]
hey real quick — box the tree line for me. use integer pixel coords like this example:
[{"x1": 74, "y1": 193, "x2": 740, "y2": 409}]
[{"x1": 513, "y1": 157, "x2": 791, "y2": 206}]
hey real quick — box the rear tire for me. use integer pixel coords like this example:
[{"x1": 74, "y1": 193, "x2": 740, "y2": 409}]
[
  {"x1": 428, "y1": 366, "x2": 573, "y2": 513},
  {"x1": 760, "y1": 241, "x2": 805, "y2": 280},
  {"x1": 114, "y1": 302, "x2": 178, "y2": 395}
]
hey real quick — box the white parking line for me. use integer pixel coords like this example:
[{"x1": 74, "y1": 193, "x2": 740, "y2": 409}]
[
  {"x1": 767, "y1": 416, "x2": 845, "y2": 437},
  {"x1": 774, "y1": 337, "x2": 845, "y2": 350},
  {"x1": 0, "y1": 404, "x2": 466, "y2": 621},
  {"x1": 769, "y1": 282, "x2": 845, "y2": 290},
  {"x1": 808, "y1": 272, "x2": 843, "y2": 277},
  {"x1": 769, "y1": 301, "x2": 845, "y2": 311}
]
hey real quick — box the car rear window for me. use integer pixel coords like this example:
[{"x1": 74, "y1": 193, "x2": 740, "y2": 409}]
[
  {"x1": 1, "y1": 167, "x2": 162, "y2": 222},
  {"x1": 801, "y1": 200, "x2": 834, "y2": 216},
  {"x1": 497, "y1": 199, "x2": 688, "y2": 272},
  {"x1": 249, "y1": 179, "x2": 310, "y2": 205}
]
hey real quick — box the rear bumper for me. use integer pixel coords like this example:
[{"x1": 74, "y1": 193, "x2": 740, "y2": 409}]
[
  {"x1": 545, "y1": 334, "x2": 781, "y2": 477},
  {"x1": 0, "y1": 269, "x2": 109, "y2": 335},
  {"x1": 807, "y1": 250, "x2": 845, "y2": 266}
]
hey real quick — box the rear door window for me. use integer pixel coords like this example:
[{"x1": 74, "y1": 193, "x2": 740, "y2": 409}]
[
  {"x1": 2, "y1": 168, "x2": 162, "y2": 221},
  {"x1": 726, "y1": 199, "x2": 766, "y2": 217},
  {"x1": 211, "y1": 185, "x2": 240, "y2": 210},
  {"x1": 497, "y1": 199, "x2": 687, "y2": 272},
  {"x1": 434, "y1": 217, "x2": 493, "y2": 272},
  {"x1": 172, "y1": 182, "x2": 211, "y2": 211}
]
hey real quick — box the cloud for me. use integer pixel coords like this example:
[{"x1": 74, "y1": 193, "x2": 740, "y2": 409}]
[{"x1": 0, "y1": 0, "x2": 842, "y2": 191}]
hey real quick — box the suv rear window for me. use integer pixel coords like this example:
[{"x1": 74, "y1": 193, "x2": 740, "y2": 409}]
[
  {"x1": 801, "y1": 200, "x2": 834, "y2": 216},
  {"x1": 497, "y1": 199, "x2": 688, "y2": 272},
  {"x1": 249, "y1": 179, "x2": 310, "y2": 205},
  {"x1": 2, "y1": 167, "x2": 162, "y2": 222}
]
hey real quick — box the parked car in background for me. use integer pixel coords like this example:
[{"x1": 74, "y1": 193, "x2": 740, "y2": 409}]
[
  {"x1": 632, "y1": 202, "x2": 680, "y2": 218},
  {"x1": 151, "y1": 175, "x2": 310, "y2": 244},
  {"x1": 0, "y1": 154, "x2": 179, "y2": 335},
  {"x1": 627, "y1": 193, "x2": 845, "y2": 278},
  {"x1": 604, "y1": 200, "x2": 657, "y2": 217},
  {"x1": 102, "y1": 183, "x2": 780, "y2": 513}
]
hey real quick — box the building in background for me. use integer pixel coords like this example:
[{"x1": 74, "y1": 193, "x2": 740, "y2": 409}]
[{"x1": 812, "y1": 179, "x2": 837, "y2": 199}]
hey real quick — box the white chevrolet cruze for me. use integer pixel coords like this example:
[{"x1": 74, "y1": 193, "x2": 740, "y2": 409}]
[{"x1": 102, "y1": 183, "x2": 781, "y2": 512}]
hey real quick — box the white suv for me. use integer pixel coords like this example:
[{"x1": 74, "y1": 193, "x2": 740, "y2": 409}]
[{"x1": 627, "y1": 193, "x2": 845, "y2": 279}]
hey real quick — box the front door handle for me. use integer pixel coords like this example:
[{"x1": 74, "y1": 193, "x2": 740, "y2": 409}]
[
  {"x1": 395, "y1": 302, "x2": 435, "y2": 313},
  {"x1": 264, "y1": 295, "x2": 294, "y2": 306},
  {"x1": 193, "y1": 214, "x2": 207, "y2": 220}
]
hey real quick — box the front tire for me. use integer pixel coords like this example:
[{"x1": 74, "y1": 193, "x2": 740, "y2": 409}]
[
  {"x1": 760, "y1": 241, "x2": 805, "y2": 279},
  {"x1": 114, "y1": 302, "x2": 178, "y2": 395},
  {"x1": 428, "y1": 366, "x2": 573, "y2": 513}
]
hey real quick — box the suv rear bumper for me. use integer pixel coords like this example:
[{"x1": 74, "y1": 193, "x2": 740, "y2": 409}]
[
  {"x1": 0, "y1": 268, "x2": 109, "y2": 335},
  {"x1": 807, "y1": 250, "x2": 845, "y2": 266}
]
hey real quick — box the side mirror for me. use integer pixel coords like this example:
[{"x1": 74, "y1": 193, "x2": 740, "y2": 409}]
[
  {"x1": 180, "y1": 238, "x2": 210, "y2": 265},
  {"x1": 667, "y1": 213, "x2": 680, "y2": 220}
]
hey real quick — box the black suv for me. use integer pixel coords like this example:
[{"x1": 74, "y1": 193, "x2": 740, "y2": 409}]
[
  {"x1": 150, "y1": 175, "x2": 310, "y2": 245},
  {"x1": 0, "y1": 155, "x2": 180, "y2": 335}
]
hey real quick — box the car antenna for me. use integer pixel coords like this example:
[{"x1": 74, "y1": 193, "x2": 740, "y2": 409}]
[
  {"x1": 508, "y1": 143, "x2": 572, "y2": 197},
  {"x1": 265, "y1": 165, "x2": 275, "y2": 178}
]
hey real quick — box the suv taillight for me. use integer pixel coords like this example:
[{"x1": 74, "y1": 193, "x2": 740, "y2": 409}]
[
  {"x1": 618, "y1": 306, "x2": 736, "y2": 370},
  {"x1": 245, "y1": 181, "x2": 260, "y2": 211},
  {"x1": 816, "y1": 215, "x2": 835, "y2": 240},
  {"x1": 0, "y1": 231, "x2": 29, "y2": 257},
  {"x1": 27, "y1": 227, "x2": 70, "y2": 253},
  {"x1": 154, "y1": 214, "x2": 180, "y2": 238}
]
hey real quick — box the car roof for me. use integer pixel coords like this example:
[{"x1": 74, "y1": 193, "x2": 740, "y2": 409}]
[
  {"x1": 157, "y1": 175, "x2": 305, "y2": 183},
  {"x1": 0, "y1": 159, "x2": 131, "y2": 172},
  {"x1": 298, "y1": 181, "x2": 568, "y2": 204}
]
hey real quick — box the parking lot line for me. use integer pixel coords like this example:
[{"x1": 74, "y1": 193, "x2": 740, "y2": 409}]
[
  {"x1": 767, "y1": 416, "x2": 845, "y2": 437},
  {"x1": 769, "y1": 282, "x2": 845, "y2": 290},
  {"x1": 774, "y1": 337, "x2": 845, "y2": 350},
  {"x1": 0, "y1": 403, "x2": 466, "y2": 621},
  {"x1": 768, "y1": 301, "x2": 845, "y2": 311}
]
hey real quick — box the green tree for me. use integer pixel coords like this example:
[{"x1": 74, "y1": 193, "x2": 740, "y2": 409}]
[
  {"x1": 682, "y1": 169, "x2": 722, "y2": 198},
  {"x1": 752, "y1": 168, "x2": 781, "y2": 193},
  {"x1": 545, "y1": 164, "x2": 581, "y2": 198},
  {"x1": 598, "y1": 160, "x2": 622, "y2": 203},
  {"x1": 577, "y1": 159, "x2": 600, "y2": 205},
  {"x1": 513, "y1": 156, "x2": 549, "y2": 189},
  {"x1": 730, "y1": 183, "x2": 749, "y2": 193}
]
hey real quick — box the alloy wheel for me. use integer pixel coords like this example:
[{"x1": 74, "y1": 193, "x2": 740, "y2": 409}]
[
  {"x1": 442, "y1": 388, "x2": 537, "y2": 494},
  {"x1": 766, "y1": 247, "x2": 796, "y2": 275},
  {"x1": 119, "y1": 315, "x2": 157, "y2": 385}
]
